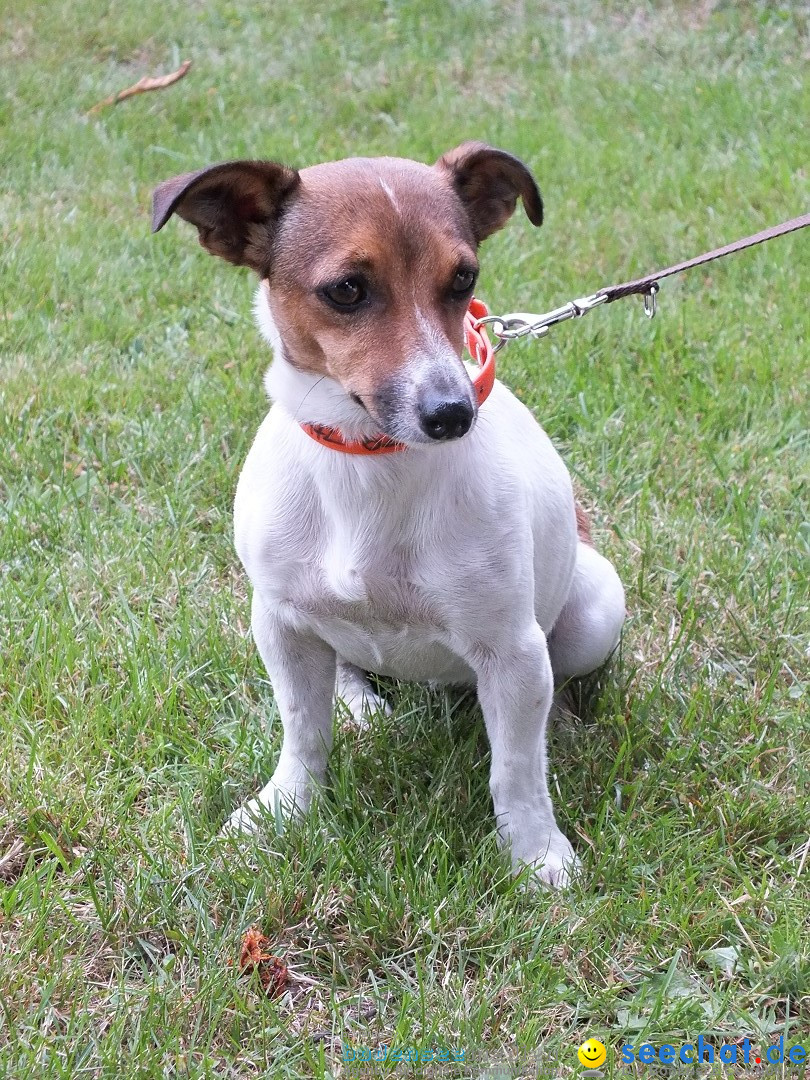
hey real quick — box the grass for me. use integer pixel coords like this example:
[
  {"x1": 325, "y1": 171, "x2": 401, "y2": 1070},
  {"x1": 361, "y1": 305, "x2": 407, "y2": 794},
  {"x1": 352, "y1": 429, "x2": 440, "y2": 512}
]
[{"x1": 1, "y1": 0, "x2": 808, "y2": 1076}]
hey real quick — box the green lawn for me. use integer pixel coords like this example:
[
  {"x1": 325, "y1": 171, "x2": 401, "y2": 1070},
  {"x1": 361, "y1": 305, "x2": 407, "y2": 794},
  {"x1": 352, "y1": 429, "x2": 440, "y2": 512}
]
[{"x1": 1, "y1": 1, "x2": 808, "y2": 1077}]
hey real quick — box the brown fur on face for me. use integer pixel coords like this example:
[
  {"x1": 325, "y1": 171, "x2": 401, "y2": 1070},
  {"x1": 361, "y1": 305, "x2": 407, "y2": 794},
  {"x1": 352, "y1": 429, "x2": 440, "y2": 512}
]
[
  {"x1": 152, "y1": 144, "x2": 542, "y2": 431},
  {"x1": 263, "y1": 157, "x2": 479, "y2": 408}
]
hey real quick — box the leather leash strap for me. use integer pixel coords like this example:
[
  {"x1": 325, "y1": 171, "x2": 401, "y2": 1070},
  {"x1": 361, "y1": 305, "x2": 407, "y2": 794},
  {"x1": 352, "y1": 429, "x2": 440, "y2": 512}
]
[
  {"x1": 298, "y1": 214, "x2": 809, "y2": 453},
  {"x1": 597, "y1": 212, "x2": 810, "y2": 303},
  {"x1": 482, "y1": 211, "x2": 810, "y2": 345}
]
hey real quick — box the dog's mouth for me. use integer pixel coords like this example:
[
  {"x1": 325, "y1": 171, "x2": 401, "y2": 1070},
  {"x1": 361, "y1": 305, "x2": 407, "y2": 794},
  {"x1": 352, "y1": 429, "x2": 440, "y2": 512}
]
[
  {"x1": 362, "y1": 398, "x2": 477, "y2": 447},
  {"x1": 354, "y1": 372, "x2": 478, "y2": 447}
]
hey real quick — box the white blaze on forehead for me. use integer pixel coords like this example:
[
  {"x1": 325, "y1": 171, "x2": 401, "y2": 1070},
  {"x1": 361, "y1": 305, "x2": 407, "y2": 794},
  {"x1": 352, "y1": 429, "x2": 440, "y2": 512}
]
[{"x1": 378, "y1": 177, "x2": 401, "y2": 215}]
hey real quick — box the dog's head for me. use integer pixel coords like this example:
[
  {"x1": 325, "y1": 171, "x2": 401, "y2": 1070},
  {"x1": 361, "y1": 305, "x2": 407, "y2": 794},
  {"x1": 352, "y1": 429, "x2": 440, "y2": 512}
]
[{"x1": 153, "y1": 143, "x2": 542, "y2": 445}]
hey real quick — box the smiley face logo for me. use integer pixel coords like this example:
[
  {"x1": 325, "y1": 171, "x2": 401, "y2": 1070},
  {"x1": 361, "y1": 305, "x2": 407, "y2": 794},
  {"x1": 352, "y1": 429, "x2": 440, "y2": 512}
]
[{"x1": 577, "y1": 1038, "x2": 607, "y2": 1069}]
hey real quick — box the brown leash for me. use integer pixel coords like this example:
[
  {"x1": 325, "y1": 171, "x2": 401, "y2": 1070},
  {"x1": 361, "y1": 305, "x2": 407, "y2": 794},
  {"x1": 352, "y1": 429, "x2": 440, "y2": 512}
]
[{"x1": 479, "y1": 212, "x2": 810, "y2": 347}]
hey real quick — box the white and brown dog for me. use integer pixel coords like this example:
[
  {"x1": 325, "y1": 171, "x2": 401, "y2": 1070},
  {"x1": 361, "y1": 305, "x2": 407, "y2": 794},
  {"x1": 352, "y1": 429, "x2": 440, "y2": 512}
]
[{"x1": 153, "y1": 143, "x2": 625, "y2": 887}]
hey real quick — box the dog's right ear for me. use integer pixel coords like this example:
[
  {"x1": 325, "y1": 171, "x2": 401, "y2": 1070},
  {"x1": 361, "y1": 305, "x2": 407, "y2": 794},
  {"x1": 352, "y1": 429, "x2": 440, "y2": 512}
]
[{"x1": 151, "y1": 160, "x2": 300, "y2": 272}]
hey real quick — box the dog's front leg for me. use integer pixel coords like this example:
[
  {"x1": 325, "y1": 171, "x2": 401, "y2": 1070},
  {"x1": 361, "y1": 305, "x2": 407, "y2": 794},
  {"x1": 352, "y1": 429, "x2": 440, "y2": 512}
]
[
  {"x1": 224, "y1": 593, "x2": 336, "y2": 834},
  {"x1": 472, "y1": 624, "x2": 578, "y2": 888}
]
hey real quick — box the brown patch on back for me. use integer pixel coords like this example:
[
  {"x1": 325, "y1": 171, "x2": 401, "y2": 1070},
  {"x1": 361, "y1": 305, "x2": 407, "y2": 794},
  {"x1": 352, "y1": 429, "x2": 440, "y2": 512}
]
[{"x1": 575, "y1": 502, "x2": 594, "y2": 546}]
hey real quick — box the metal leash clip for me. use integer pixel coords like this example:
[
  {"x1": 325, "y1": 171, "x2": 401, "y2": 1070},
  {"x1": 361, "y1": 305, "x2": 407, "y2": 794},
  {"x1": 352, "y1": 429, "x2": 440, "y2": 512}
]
[
  {"x1": 472, "y1": 212, "x2": 810, "y2": 350},
  {"x1": 477, "y1": 291, "x2": 610, "y2": 351}
]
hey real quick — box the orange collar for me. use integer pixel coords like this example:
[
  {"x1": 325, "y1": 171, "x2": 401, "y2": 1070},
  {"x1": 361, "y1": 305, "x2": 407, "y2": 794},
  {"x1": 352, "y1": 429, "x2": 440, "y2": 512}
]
[{"x1": 300, "y1": 297, "x2": 495, "y2": 455}]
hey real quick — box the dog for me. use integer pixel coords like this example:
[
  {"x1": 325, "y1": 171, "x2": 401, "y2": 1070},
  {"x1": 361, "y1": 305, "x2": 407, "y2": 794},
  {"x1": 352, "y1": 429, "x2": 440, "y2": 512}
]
[{"x1": 152, "y1": 142, "x2": 626, "y2": 887}]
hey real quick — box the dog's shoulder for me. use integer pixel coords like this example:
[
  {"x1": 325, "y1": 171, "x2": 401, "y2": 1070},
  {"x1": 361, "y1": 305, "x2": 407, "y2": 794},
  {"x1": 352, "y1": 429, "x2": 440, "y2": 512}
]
[
  {"x1": 477, "y1": 380, "x2": 573, "y2": 500},
  {"x1": 233, "y1": 406, "x2": 325, "y2": 576}
]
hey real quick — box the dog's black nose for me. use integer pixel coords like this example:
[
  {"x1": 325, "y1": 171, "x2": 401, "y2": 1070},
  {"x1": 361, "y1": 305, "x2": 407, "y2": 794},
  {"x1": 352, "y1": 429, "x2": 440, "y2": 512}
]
[{"x1": 418, "y1": 398, "x2": 475, "y2": 441}]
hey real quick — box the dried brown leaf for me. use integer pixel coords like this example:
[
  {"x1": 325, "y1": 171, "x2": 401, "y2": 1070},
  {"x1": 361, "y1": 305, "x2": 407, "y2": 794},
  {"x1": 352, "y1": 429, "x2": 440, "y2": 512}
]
[
  {"x1": 87, "y1": 60, "x2": 192, "y2": 115},
  {"x1": 237, "y1": 927, "x2": 289, "y2": 998}
]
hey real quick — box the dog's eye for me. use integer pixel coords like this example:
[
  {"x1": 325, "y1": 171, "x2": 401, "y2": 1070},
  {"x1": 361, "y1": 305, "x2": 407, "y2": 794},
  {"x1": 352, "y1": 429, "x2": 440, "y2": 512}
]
[
  {"x1": 450, "y1": 268, "x2": 477, "y2": 295},
  {"x1": 321, "y1": 278, "x2": 366, "y2": 309}
]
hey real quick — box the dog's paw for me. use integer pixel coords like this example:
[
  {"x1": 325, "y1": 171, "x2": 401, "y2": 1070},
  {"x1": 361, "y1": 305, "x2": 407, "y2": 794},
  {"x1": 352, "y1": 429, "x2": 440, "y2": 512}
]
[
  {"x1": 335, "y1": 686, "x2": 392, "y2": 730},
  {"x1": 520, "y1": 831, "x2": 581, "y2": 890},
  {"x1": 220, "y1": 782, "x2": 306, "y2": 837},
  {"x1": 220, "y1": 799, "x2": 267, "y2": 837},
  {"x1": 532, "y1": 847, "x2": 581, "y2": 890}
]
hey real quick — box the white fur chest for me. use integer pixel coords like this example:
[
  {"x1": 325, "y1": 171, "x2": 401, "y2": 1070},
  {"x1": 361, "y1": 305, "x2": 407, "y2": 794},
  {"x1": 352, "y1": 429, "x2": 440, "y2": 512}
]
[
  {"x1": 283, "y1": 558, "x2": 473, "y2": 682},
  {"x1": 234, "y1": 381, "x2": 578, "y2": 683}
]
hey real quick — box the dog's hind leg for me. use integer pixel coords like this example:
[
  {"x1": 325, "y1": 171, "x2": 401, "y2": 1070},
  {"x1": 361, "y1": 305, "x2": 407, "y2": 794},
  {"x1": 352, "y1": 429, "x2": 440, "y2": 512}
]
[
  {"x1": 547, "y1": 541, "x2": 625, "y2": 681},
  {"x1": 335, "y1": 660, "x2": 391, "y2": 728}
]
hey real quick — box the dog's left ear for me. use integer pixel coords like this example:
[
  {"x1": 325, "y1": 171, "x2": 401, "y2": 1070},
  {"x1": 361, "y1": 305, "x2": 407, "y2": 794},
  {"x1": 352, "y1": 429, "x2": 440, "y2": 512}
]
[
  {"x1": 151, "y1": 159, "x2": 300, "y2": 272},
  {"x1": 435, "y1": 141, "x2": 543, "y2": 243}
]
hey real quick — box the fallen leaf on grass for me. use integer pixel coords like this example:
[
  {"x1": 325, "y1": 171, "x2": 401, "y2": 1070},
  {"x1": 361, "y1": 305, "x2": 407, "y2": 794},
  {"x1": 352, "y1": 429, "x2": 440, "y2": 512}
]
[
  {"x1": 87, "y1": 60, "x2": 192, "y2": 115},
  {"x1": 236, "y1": 927, "x2": 289, "y2": 998},
  {"x1": 0, "y1": 837, "x2": 26, "y2": 883}
]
